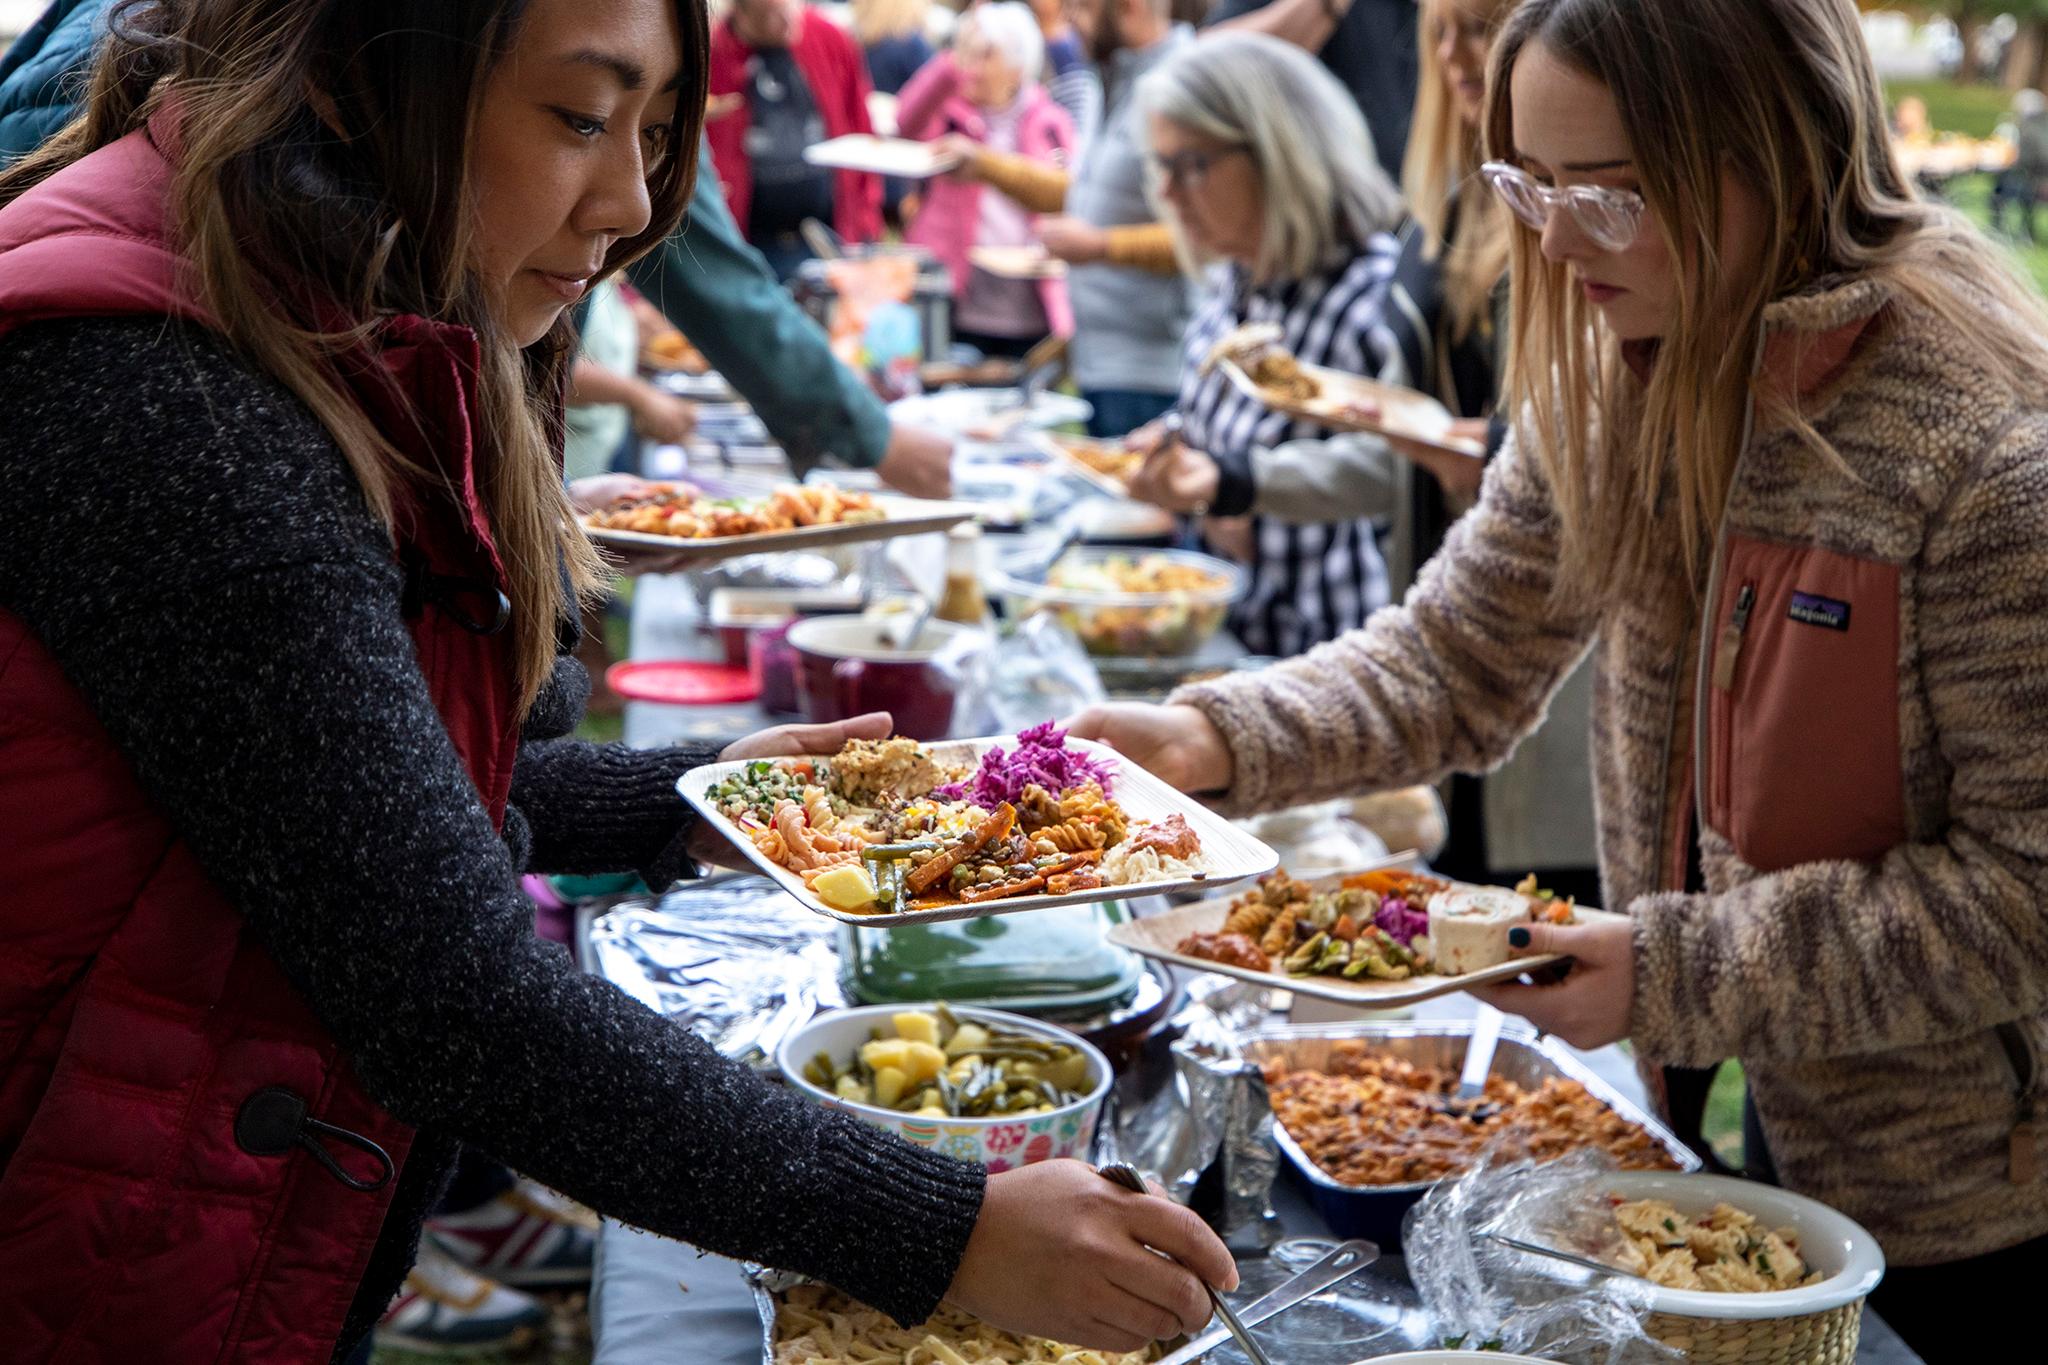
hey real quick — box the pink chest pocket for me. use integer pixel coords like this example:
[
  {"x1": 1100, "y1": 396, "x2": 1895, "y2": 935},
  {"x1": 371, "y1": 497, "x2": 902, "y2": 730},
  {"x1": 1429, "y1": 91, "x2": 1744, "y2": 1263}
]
[{"x1": 1705, "y1": 533, "x2": 1906, "y2": 872}]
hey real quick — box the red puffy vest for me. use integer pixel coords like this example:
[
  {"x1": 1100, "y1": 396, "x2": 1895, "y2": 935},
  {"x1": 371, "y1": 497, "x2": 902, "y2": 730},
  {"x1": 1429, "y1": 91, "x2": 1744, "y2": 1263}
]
[{"x1": 0, "y1": 122, "x2": 521, "y2": 1361}]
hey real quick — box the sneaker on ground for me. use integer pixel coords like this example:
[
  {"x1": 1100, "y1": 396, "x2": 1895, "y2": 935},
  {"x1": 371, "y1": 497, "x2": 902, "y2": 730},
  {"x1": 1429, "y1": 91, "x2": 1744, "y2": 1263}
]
[
  {"x1": 376, "y1": 1240, "x2": 548, "y2": 1356},
  {"x1": 429, "y1": 1178, "x2": 600, "y2": 1289}
]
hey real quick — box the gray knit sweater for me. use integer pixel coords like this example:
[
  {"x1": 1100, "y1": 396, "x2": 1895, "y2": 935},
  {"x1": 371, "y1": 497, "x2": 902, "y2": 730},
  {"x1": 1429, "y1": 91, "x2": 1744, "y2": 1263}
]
[{"x1": 0, "y1": 317, "x2": 986, "y2": 1354}]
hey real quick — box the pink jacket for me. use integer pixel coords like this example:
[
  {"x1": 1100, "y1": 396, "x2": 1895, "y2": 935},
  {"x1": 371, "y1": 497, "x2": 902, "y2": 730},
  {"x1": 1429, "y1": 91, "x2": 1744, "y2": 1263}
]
[{"x1": 897, "y1": 54, "x2": 1074, "y2": 336}]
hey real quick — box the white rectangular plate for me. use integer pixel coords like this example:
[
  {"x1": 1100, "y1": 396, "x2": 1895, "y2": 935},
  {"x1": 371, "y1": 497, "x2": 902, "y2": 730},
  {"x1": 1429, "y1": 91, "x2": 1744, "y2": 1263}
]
[
  {"x1": 1106, "y1": 863, "x2": 1621, "y2": 1008},
  {"x1": 1219, "y1": 360, "x2": 1484, "y2": 455},
  {"x1": 678, "y1": 736, "x2": 1279, "y2": 926},
  {"x1": 802, "y1": 134, "x2": 961, "y2": 179},
  {"x1": 580, "y1": 496, "x2": 980, "y2": 566}
]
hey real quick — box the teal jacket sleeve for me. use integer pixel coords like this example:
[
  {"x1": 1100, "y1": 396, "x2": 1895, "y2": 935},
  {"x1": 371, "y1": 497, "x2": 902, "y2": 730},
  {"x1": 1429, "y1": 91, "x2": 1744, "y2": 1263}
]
[
  {"x1": 0, "y1": 0, "x2": 106, "y2": 165},
  {"x1": 625, "y1": 136, "x2": 891, "y2": 473}
]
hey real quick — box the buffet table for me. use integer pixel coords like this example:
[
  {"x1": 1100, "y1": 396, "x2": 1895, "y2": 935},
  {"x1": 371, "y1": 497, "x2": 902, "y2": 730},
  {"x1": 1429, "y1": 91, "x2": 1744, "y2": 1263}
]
[
  {"x1": 578, "y1": 969, "x2": 1924, "y2": 1365},
  {"x1": 586, "y1": 430, "x2": 1923, "y2": 1364}
]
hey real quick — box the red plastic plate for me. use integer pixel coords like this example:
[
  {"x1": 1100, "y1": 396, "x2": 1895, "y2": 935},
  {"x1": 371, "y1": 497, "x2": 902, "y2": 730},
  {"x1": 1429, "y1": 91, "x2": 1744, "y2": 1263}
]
[{"x1": 606, "y1": 660, "x2": 760, "y2": 706}]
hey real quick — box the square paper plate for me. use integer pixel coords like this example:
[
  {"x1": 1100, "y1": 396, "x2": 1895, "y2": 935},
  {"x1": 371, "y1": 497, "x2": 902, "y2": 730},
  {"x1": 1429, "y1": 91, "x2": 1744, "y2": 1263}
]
[
  {"x1": 1106, "y1": 860, "x2": 1622, "y2": 1008},
  {"x1": 802, "y1": 134, "x2": 961, "y2": 179},
  {"x1": 581, "y1": 495, "x2": 981, "y2": 566},
  {"x1": 1219, "y1": 360, "x2": 1485, "y2": 455},
  {"x1": 677, "y1": 735, "x2": 1279, "y2": 926}
]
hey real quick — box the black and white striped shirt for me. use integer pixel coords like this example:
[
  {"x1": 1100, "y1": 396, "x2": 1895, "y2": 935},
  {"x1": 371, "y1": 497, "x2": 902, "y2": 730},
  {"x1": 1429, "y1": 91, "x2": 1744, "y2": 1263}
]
[{"x1": 1177, "y1": 233, "x2": 1407, "y2": 657}]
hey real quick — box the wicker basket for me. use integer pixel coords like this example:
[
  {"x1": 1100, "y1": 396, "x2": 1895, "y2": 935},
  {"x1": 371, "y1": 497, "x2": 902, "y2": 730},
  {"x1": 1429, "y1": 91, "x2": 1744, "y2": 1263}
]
[
  {"x1": 1644, "y1": 1288, "x2": 1865, "y2": 1363},
  {"x1": 1563, "y1": 1173, "x2": 1883, "y2": 1365}
]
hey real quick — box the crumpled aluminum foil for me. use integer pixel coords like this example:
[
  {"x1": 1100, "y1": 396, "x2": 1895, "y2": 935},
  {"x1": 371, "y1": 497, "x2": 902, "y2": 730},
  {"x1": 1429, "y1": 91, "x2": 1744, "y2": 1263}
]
[
  {"x1": 586, "y1": 875, "x2": 844, "y2": 1068},
  {"x1": 1405, "y1": 1151, "x2": 1683, "y2": 1364},
  {"x1": 1107, "y1": 975, "x2": 1281, "y2": 1244}
]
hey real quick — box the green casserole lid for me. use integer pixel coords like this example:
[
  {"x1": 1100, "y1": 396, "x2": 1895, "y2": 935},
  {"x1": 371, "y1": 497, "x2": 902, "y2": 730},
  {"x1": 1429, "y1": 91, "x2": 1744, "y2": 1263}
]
[{"x1": 837, "y1": 901, "x2": 1143, "y2": 1012}]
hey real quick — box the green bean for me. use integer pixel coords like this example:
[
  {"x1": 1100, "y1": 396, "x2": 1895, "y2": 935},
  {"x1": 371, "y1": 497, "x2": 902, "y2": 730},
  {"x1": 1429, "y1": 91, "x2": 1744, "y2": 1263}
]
[
  {"x1": 965, "y1": 1045, "x2": 1063, "y2": 1064},
  {"x1": 863, "y1": 841, "x2": 942, "y2": 857},
  {"x1": 1284, "y1": 932, "x2": 1328, "y2": 975}
]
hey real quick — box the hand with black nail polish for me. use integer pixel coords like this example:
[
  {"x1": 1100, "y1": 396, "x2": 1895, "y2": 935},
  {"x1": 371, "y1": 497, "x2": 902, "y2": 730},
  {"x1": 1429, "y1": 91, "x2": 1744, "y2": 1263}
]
[{"x1": 1464, "y1": 916, "x2": 1636, "y2": 1050}]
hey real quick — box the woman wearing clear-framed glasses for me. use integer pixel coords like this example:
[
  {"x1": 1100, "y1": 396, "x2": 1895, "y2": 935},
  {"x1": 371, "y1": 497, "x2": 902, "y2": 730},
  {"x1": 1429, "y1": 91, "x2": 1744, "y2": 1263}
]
[{"x1": 1074, "y1": 0, "x2": 2048, "y2": 1352}]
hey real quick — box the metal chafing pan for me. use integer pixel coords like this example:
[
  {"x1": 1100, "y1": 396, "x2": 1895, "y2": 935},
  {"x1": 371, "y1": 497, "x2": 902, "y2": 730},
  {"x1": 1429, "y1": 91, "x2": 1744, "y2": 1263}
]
[
  {"x1": 751, "y1": 1269, "x2": 1193, "y2": 1364},
  {"x1": 1244, "y1": 1021, "x2": 1700, "y2": 1251}
]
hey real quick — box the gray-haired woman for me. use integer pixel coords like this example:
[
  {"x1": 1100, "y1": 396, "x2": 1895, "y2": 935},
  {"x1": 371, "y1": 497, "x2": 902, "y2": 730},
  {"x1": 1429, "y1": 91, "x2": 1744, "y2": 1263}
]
[{"x1": 1122, "y1": 31, "x2": 1413, "y2": 656}]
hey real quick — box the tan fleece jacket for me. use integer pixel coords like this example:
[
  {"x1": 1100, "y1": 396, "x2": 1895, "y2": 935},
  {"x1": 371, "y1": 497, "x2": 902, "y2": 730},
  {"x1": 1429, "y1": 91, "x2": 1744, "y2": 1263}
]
[{"x1": 1176, "y1": 275, "x2": 2048, "y2": 1265}]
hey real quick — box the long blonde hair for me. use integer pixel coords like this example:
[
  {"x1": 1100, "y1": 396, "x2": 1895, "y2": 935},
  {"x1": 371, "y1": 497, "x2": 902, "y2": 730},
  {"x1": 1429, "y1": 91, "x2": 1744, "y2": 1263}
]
[
  {"x1": 0, "y1": 0, "x2": 709, "y2": 713},
  {"x1": 1401, "y1": 0, "x2": 1511, "y2": 343},
  {"x1": 1487, "y1": 0, "x2": 2048, "y2": 607}
]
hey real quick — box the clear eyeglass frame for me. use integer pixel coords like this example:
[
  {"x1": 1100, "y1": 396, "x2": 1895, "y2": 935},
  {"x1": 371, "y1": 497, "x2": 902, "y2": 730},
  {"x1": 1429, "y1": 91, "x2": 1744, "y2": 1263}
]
[{"x1": 1479, "y1": 160, "x2": 1646, "y2": 252}]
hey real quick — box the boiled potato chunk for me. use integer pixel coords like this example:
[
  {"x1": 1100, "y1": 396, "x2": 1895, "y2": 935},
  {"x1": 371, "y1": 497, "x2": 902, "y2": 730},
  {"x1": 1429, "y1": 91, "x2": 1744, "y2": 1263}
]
[
  {"x1": 1045, "y1": 1052, "x2": 1091, "y2": 1094},
  {"x1": 945, "y1": 1023, "x2": 992, "y2": 1057},
  {"x1": 834, "y1": 1074, "x2": 870, "y2": 1103},
  {"x1": 860, "y1": 1038, "x2": 913, "y2": 1073},
  {"x1": 901, "y1": 1040, "x2": 949, "y2": 1084},
  {"x1": 892, "y1": 1011, "x2": 940, "y2": 1046},
  {"x1": 871, "y1": 1065, "x2": 909, "y2": 1108},
  {"x1": 812, "y1": 865, "x2": 879, "y2": 913}
]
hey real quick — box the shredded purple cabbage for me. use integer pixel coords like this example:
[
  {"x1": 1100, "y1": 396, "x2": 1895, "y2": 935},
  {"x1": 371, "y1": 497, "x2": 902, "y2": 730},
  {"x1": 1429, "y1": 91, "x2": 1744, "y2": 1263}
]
[
  {"x1": 1374, "y1": 893, "x2": 1430, "y2": 947},
  {"x1": 934, "y1": 722, "x2": 1119, "y2": 808}
]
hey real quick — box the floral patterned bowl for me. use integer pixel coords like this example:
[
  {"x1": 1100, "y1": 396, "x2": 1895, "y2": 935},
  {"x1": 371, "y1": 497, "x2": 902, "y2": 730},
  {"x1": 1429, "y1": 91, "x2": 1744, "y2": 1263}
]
[{"x1": 776, "y1": 1003, "x2": 1112, "y2": 1172}]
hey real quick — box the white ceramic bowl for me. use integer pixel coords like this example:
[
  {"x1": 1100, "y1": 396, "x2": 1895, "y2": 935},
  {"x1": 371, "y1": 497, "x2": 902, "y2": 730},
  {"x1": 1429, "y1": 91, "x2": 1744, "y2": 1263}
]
[
  {"x1": 1528, "y1": 1170, "x2": 1885, "y2": 1319},
  {"x1": 777, "y1": 1004, "x2": 1111, "y2": 1172}
]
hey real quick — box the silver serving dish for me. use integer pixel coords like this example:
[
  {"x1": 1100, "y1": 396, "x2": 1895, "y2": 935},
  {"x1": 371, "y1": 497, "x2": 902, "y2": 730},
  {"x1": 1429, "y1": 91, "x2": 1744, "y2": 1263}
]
[
  {"x1": 750, "y1": 1267, "x2": 796, "y2": 1365},
  {"x1": 1244, "y1": 1021, "x2": 1700, "y2": 1250}
]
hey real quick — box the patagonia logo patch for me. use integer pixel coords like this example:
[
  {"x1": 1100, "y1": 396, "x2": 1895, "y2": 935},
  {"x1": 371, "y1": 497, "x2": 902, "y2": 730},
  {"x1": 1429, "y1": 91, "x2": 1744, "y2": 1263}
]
[{"x1": 1788, "y1": 591, "x2": 1850, "y2": 631}]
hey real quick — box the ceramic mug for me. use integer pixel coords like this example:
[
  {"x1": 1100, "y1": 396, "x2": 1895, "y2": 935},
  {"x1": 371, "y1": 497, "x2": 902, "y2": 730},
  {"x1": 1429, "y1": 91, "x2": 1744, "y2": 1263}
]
[
  {"x1": 748, "y1": 621, "x2": 804, "y2": 717},
  {"x1": 786, "y1": 615, "x2": 976, "y2": 741}
]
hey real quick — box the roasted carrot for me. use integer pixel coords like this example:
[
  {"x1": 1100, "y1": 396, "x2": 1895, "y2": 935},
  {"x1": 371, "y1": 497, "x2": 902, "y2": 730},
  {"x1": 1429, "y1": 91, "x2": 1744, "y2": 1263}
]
[
  {"x1": 904, "y1": 802, "x2": 1016, "y2": 895},
  {"x1": 958, "y1": 874, "x2": 1048, "y2": 904}
]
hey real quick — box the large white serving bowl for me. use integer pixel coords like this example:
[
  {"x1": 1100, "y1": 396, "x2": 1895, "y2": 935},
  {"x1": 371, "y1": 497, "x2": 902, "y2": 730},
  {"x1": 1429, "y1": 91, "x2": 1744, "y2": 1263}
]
[
  {"x1": 777, "y1": 1003, "x2": 1111, "y2": 1173},
  {"x1": 1526, "y1": 1170, "x2": 1885, "y2": 1320}
]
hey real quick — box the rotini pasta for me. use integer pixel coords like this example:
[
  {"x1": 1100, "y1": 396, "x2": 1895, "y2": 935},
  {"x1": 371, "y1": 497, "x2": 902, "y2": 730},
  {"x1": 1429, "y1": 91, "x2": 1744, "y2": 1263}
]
[
  {"x1": 1223, "y1": 899, "x2": 1279, "y2": 938},
  {"x1": 1258, "y1": 906, "x2": 1299, "y2": 958},
  {"x1": 1056, "y1": 782, "x2": 1127, "y2": 847},
  {"x1": 1036, "y1": 819, "x2": 1110, "y2": 853}
]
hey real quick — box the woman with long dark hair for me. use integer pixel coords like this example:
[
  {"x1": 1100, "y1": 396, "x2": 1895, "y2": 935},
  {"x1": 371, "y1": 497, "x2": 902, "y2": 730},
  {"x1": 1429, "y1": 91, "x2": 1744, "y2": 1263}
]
[{"x1": 0, "y1": 2, "x2": 1232, "y2": 1360}]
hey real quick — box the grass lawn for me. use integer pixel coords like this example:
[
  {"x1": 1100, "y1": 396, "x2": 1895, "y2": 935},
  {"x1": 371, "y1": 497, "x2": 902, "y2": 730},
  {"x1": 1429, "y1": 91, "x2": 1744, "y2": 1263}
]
[{"x1": 1886, "y1": 78, "x2": 2048, "y2": 293}]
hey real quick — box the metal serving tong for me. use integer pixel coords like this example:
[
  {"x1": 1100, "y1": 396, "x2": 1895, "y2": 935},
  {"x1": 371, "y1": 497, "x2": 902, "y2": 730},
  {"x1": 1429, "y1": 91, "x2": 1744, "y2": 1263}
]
[
  {"x1": 1151, "y1": 1238, "x2": 1381, "y2": 1365},
  {"x1": 1099, "y1": 1163, "x2": 1378, "y2": 1364},
  {"x1": 1097, "y1": 1162, "x2": 1271, "y2": 1365}
]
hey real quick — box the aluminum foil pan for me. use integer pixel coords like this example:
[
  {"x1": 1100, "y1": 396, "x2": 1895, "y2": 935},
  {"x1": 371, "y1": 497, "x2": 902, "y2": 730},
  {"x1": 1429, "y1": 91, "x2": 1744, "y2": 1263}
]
[
  {"x1": 1243, "y1": 1022, "x2": 1699, "y2": 1250},
  {"x1": 750, "y1": 1266, "x2": 798, "y2": 1365}
]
